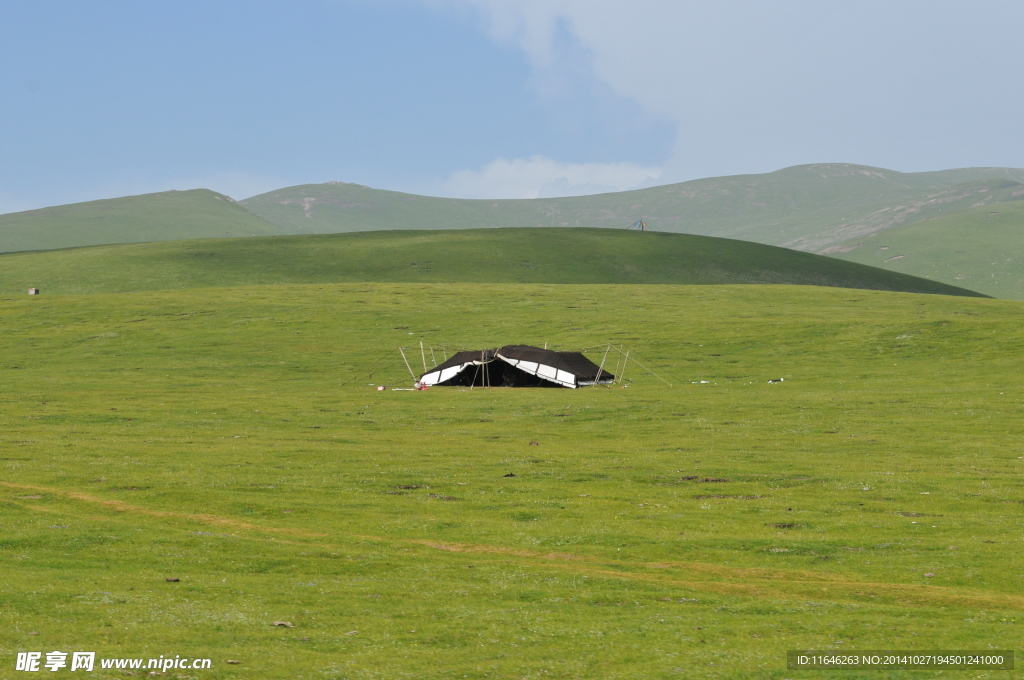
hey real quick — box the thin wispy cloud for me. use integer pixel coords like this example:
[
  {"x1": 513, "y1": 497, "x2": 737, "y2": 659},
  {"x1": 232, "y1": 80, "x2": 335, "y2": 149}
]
[{"x1": 442, "y1": 155, "x2": 661, "y2": 199}]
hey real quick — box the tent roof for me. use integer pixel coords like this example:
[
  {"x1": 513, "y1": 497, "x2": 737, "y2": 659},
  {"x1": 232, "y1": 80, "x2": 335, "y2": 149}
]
[
  {"x1": 495, "y1": 345, "x2": 608, "y2": 381},
  {"x1": 419, "y1": 345, "x2": 613, "y2": 388},
  {"x1": 428, "y1": 349, "x2": 496, "y2": 375}
]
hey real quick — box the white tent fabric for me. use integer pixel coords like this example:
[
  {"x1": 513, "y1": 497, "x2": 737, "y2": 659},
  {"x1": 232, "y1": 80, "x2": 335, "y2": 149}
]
[
  {"x1": 495, "y1": 354, "x2": 577, "y2": 388},
  {"x1": 420, "y1": 359, "x2": 488, "y2": 386}
]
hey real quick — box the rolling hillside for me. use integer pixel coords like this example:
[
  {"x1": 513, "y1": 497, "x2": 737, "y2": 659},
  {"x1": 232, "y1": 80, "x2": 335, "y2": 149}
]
[
  {"x1": 826, "y1": 201, "x2": 1024, "y2": 300},
  {"x1": 4, "y1": 164, "x2": 1024, "y2": 257},
  {"x1": 0, "y1": 189, "x2": 282, "y2": 253},
  {"x1": 0, "y1": 227, "x2": 984, "y2": 297},
  {"x1": 241, "y1": 164, "x2": 1024, "y2": 252}
]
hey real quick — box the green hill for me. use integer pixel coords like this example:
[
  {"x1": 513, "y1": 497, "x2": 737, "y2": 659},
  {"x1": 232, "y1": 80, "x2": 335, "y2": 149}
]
[
  {"x1": 0, "y1": 189, "x2": 282, "y2": 253},
  {"x1": 3, "y1": 164, "x2": 1023, "y2": 256},
  {"x1": 826, "y1": 200, "x2": 1024, "y2": 300},
  {"x1": 4, "y1": 164, "x2": 1022, "y2": 283},
  {"x1": 0, "y1": 228, "x2": 984, "y2": 297},
  {"x1": 241, "y1": 165, "x2": 1024, "y2": 252}
]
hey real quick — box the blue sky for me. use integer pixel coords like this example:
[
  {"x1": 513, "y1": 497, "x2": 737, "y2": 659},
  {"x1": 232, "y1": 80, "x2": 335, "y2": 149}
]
[{"x1": 1, "y1": 0, "x2": 1022, "y2": 212}]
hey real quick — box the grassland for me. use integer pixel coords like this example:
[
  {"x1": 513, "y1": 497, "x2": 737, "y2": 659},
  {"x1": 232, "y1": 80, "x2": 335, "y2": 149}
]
[
  {"x1": 0, "y1": 228, "x2": 983, "y2": 298},
  {"x1": 2, "y1": 282, "x2": 1022, "y2": 678},
  {"x1": 0, "y1": 190, "x2": 281, "y2": 254},
  {"x1": 827, "y1": 201, "x2": 1024, "y2": 300},
  {"x1": 241, "y1": 165, "x2": 1024, "y2": 252},
  {"x1": 5, "y1": 165, "x2": 1024, "y2": 258}
]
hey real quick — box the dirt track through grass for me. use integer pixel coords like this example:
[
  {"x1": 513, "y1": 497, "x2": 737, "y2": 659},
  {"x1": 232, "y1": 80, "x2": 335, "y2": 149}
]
[{"x1": 7, "y1": 479, "x2": 1022, "y2": 619}]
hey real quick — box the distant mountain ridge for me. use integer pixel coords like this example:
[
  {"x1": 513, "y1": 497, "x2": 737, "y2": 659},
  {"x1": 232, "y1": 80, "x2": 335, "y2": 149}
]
[
  {"x1": 3, "y1": 163, "x2": 1023, "y2": 257},
  {"x1": 0, "y1": 189, "x2": 280, "y2": 253},
  {"x1": 239, "y1": 164, "x2": 1024, "y2": 252}
]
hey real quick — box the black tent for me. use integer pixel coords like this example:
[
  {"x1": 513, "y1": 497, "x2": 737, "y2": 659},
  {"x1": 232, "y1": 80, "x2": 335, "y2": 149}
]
[{"x1": 419, "y1": 345, "x2": 614, "y2": 388}]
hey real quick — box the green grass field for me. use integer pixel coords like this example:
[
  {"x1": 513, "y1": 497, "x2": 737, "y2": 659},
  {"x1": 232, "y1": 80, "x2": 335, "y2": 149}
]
[
  {"x1": 0, "y1": 189, "x2": 281, "y2": 254},
  {"x1": 0, "y1": 228, "x2": 983, "y2": 298},
  {"x1": 2, "y1": 282, "x2": 1022, "y2": 678},
  {"x1": 827, "y1": 201, "x2": 1024, "y2": 300}
]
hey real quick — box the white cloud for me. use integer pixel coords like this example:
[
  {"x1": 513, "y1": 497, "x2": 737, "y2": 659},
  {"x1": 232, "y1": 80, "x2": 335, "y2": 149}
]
[
  {"x1": 442, "y1": 155, "x2": 661, "y2": 199},
  {"x1": 451, "y1": 0, "x2": 573, "y2": 68},
  {"x1": 442, "y1": 2, "x2": 672, "y2": 102},
  {"x1": 430, "y1": 1, "x2": 1024, "y2": 179}
]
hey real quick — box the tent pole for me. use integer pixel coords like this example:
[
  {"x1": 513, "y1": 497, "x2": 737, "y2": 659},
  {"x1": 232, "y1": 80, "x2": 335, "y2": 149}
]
[
  {"x1": 622, "y1": 347, "x2": 680, "y2": 387},
  {"x1": 618, "y1": 351, "x2": 629, "y2": 384},
  {"x1": 470, "y1": 361, "x2": 480, "y2": 390},
  {"x1": 399, "y1": 347, "x2": 417, "y2": 382},
  {"x1": 430, "y1": 345, "x2": 437, "y2": 367},
  {"x1": 337, "y1": 347, "x2": 396, "y2": 388},
  {"x1": 623, "y1": 354, "x2": 672, "y2": 387},
  {"x1": 420, "y1": 341, "x2": 428, "y2": 372},
  {"x1": 593, "y1": 344, "x2": 610, "y2": 387}
]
